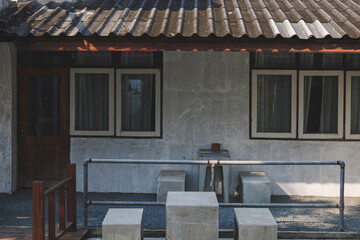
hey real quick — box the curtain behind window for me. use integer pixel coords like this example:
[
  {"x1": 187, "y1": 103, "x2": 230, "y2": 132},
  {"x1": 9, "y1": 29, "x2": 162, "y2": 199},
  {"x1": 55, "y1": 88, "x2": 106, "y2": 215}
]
[
  {"x1": 351, "y1": 77, "x2": 360, "y2": 134},
  {"x1": 75, "y1": 73, "x2": 109, "y2": 131},
  {"x1": 121, "y1": 74, "x2": 155, "y2": 132},
  {"x1": 303, "y1": 76, "x2": 338, "y2": 133},
  {"x1": 257, "y1": 75, "x2": 292, "y2": 132}
]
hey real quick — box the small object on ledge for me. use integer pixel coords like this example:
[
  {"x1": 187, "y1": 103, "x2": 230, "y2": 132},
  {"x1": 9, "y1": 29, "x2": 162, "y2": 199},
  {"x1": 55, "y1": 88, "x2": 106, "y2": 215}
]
[{"x1": 212, "y1": 143, "x2": 221, "y2": 152}]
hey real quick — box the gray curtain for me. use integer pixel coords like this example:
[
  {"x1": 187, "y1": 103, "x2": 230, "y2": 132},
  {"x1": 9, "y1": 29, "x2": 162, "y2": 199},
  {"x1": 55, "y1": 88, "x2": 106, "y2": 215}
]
[
  {"x1": 257, "y1": 75, "x2": 292, "y2": 132},
  {"x1": 121, "y1": 74, "x2": 155, "y2": 131},
  {"x1": 351, "y1": 77, "x2": 360, "y2": 134},
  {"x1": 303, "y1": 76, "x2": 338, "y2": 133},
  {"x1": 75, "y1": 73, "x2": 109, "y2": 131}
]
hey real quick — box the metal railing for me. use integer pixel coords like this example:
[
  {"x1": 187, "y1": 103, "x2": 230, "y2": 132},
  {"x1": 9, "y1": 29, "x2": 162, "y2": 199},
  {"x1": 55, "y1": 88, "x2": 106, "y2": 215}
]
[{"x1": 83, "y1": 159, "x2": 345, "y2": 231}]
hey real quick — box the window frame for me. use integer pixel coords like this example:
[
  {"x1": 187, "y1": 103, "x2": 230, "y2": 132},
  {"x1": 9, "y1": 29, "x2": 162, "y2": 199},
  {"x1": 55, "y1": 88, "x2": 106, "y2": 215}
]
[
  {"x1": 345, "y1": 71, "x2": 360, "y2": 140},
  {"x1": 70, "y1": 68, "x2": 115, "y2": 136},
  {"x1": 116, "y1": 69, "x2": 161, "y2": 137},
  {"x1": 298, "y1": 70, "x2": 344, "y2": 139},
  {"x1": 251, "y1": 70, "x2": 297, "y2": 139}
]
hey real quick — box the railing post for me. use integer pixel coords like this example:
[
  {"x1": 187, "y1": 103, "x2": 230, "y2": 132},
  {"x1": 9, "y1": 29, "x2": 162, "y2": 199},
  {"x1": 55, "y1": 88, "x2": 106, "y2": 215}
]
[
  {"x1": 83, "y1": 160, "x2": 89, "y2": 227},
  {"x1": 48, "y1": 192, "x2": 56, "y2": 240},
  {"x1": 59, "y1": 186, "x2": 66, "y2": 230},
  {"x1": 32, "y1": 181, "x2": 45, "y2": 240},
  {"x1": 339, "y1": 161, "x2": 345, "y2": 232},
  {"x1": 66, "y1": 163, "x2": 77, "y2": 231}
]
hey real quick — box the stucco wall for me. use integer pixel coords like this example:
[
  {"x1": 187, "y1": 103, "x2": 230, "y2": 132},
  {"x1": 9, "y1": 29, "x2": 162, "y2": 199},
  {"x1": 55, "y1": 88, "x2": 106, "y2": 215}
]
[
  {"x1": 0, "y1": 0, "x2": 9, "y2": 12},
  {"x1": 71, "y1": 51, "x2": 360, "y2": 197},
  {"x1": 0, "y1": 42, "x2": 17, "y2": 193}
]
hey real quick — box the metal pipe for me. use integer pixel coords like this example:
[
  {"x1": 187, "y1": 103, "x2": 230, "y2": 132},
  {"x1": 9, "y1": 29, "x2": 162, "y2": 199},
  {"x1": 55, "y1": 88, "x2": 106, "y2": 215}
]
[
  {"x1": 88, "y1": 200, "x2": 337, "y2": 209},
  {"x1": 219, "y1": 203, "x2": 338, "y2": 208},
  {"x1": 88, "y1": 159, "x2": 341, "y2": 166},
  {"x1": 210, "y1": 163, "x2": 216, "y2": 192},
  {"x1": 339, "y1": 161, "x2": 345, "y2": 231},
  {"x1": 83, "y1": 158, "x2": 345, "y2": 230},
  {"x1": 83, "y1": 160, "x2": 89, "y2": 227},
  {"x1": 90, "y1": 201, "x2": 166, "y2": 206}
]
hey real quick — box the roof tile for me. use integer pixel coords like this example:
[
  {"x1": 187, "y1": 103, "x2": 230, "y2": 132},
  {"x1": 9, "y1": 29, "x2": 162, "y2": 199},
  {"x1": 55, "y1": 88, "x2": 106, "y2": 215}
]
[{"x1": 0, "y1": 0, "x2": 358, "y2": 39}]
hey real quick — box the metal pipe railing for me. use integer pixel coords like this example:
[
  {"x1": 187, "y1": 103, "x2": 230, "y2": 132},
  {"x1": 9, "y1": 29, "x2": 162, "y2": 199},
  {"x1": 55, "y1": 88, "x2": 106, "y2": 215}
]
[{"x1": 83, "y1": 159, "x2": 345, "y2": 231}]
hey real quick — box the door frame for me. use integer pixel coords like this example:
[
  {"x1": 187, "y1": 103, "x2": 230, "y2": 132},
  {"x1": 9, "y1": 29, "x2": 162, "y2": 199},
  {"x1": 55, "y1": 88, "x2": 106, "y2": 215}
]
[{"x1": 18, "y1": 67, "x2": 70, "y2": 187}]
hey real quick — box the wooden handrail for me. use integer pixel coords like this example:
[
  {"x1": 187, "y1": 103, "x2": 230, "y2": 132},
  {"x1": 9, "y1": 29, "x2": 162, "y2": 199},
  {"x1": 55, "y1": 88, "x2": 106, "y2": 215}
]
[
  {"x1": 44, "y1": 177, "x2": 72, "y2": 196},
  {"x1": 33, "y1": 164, "x2": 77, "y2": 240}
]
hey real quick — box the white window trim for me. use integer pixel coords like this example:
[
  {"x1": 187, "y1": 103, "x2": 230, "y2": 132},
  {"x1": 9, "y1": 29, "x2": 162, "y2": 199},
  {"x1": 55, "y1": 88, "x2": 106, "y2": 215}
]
[
  {"x1": 345, "y1": 71, "x2": 360, "y2": 139},
  {"x1": 116, "y1": 69, "x2": 161, "y2": 137},
  {"x1": 251, "y1": 70, "x2": 297, "y2": 138},
  {"x1": 298, "y1": 70, "x2": 344, "y2": 139},
  {"x1": 70, "y1": 68, "x2": 115, "y2": 136}
]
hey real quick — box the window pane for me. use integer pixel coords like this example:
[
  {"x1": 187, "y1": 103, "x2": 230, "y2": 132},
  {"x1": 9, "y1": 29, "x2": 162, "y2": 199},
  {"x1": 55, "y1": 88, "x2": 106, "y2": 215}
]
[
  {"x1": 303, "y1": 76, "x2": 338, "y2": 133},
  {"x1": 299, "y1": 53, "x2": 343, "y2": 69},
  {"x1": 346, "y1": 54, "x2": 360, "y2": 69},
  {"x1": 72, "y1": 52, "x2": 112, "y2": 66},
  {"x1": 121, "y1": 74, "x2": 155, "y2": 132},
  {"x1": 254, "y1": 53, "x2": 296, "y2": 68},
  {"x1": 351, "y1": 76, "x2": 360, "y2": 134},
  {"x1": 257, "y1": 75, "x2": 292, "y2": 132},
  {"x1": 28, "y1": 75, "x2": 60, "y2": 136},
  {"x1": 75, "y1": 73, "x2": 109, "y2": 131},
  {"x1": 116, "y1": 52, "x2": 154, "y2": 68}
]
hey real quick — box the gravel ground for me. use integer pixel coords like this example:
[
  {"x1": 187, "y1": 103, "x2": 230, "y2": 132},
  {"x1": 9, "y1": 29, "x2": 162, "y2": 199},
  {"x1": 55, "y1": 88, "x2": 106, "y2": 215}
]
[{"x1": 0, "y1": 190, "x2": 359, "y2": 232}]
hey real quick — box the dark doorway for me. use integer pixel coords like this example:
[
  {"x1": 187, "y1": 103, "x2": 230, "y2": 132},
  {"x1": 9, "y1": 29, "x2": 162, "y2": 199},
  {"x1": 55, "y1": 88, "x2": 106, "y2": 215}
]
[{"x1": 19, "y1": 67, "x2": 69, "y2": 187}]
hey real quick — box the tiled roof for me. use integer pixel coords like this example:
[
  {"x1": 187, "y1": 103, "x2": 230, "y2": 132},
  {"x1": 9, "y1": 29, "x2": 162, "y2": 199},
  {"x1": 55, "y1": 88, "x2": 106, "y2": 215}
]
[{"x1": 0, "y1": 0, "x2": 359, "y2": 39}]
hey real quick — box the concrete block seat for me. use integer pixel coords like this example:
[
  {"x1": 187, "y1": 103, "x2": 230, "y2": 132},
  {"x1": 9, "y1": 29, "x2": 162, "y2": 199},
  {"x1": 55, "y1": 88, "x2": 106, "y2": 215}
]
[
  {"x1": 234, "y1": 208, "x2": 277, "y2": 240},
  {"x1": 157, "y1": 170, "x2": 186, "y2": 202},
  {"x1": 166, "y1": 192, "x2": 219, "y2": 240},
  {"x1": 102, "y1": 208, "x2": 143, "y2": 240},
  {"x1": 239, "y1": 171, "x2": 271, "y2": 203}
]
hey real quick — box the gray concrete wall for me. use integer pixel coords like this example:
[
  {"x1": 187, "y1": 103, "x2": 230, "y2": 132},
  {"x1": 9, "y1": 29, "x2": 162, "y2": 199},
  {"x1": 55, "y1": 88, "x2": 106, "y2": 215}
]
[
  {"x1": 0, "y1": 0, "x2": 9, "y2": 12},
  {"x1": 0, "y1": 42, "x2": 17, "y2": 193},
  {"x1": 71, "y1": 51, "x2": 360, "y2": 197}
]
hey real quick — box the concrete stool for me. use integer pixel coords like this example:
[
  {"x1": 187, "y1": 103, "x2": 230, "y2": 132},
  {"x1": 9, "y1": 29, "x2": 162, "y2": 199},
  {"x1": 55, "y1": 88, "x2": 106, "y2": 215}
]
[
  {"x1": 239, "y1": 171, "x2": 271, "y2": 203},
  {"x1": 102, "y1": 208, "x2": 143, "y2": 240},
  {"x1": 157, "y1": 170, "x2": 186, "y2": 202},
  {"x1": 166, "y1": 192, "x2": 219, "y2": 240},
  {"x1": 234, "y1": 208, "x2": 277, "y2": 240}
]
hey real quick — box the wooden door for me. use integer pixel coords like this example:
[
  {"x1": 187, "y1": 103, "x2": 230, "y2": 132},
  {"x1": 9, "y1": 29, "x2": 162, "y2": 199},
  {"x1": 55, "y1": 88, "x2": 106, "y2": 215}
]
[{"x1": 19, "y1": 67, "x2": 69, "y2": 187}]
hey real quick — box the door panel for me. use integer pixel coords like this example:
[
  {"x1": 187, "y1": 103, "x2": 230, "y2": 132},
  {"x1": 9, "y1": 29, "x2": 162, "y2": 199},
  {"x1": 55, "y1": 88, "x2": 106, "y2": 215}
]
[{"x1": 19, "y1": 67, "x2": 69, "y2": 187}]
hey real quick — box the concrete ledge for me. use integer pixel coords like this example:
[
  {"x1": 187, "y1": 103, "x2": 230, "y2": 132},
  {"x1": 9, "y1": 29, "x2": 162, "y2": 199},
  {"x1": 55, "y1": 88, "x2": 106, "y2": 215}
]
[
  {"x1": 157, "y1": 170, "x2": 186, "y2": 202},
  {"x1": 166, "y1": 192, "x2": 219, "y2": 240},
  {"x1": 239, "y1": 171, "x2": 271, "y2": 203},
  {"x1": 102, "y1": 208, "x2": 143, "y2": 240},
  {"x1": 234, "y1": 208, "x2": 277, "y2": 240}
]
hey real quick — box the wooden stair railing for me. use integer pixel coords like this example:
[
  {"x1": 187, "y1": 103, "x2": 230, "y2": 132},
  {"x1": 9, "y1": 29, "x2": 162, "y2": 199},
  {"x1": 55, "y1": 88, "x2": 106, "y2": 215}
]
[{"x1": 32, "y1": 164, "x2": 77, "y2": 240}]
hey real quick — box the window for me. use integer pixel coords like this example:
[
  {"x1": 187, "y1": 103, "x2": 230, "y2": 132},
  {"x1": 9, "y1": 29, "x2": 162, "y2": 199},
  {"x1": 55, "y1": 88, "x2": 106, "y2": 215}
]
[
  {"x1": 346, "y1": 72, "x2": 360, "y2": 139},
  {"x1": 251, "y1": 52, "x2": 360, "y2": 140},
  {"x1": 299, "y1": 71, "x2": 344, "y2": 139},
  {"x1": 70, "y1": 68, "x2": 115, "y2": 136},
  {"x1": 116, "y1": 69, "x2": 161, "y2": 137},
  {"x1": 251, "y1": 70, "x2": 297, "y2": 138},
  {"x1": 70, "y1": 68, "x2": 161, "y2": 137}
]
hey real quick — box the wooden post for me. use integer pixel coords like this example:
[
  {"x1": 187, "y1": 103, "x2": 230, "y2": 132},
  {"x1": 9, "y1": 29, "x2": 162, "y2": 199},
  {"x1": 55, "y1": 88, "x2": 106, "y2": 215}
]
[
  {"x1": 59, "y1": 186, "x2": 65, "y2": 230},
  {"x1": 48, "y1": 192, "x2": 56, "y2": 240},
  {"x1": 66, "y1": 164, "x2": 77, "y2": 231},
  {"x1": 32, "y1": 181, "x2": 45, "y2": 240}
]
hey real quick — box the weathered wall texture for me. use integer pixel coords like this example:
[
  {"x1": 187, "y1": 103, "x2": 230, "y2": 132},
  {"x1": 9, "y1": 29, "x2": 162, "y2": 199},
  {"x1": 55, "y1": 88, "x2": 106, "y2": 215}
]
[
  {"x1": 0, "y1": 0, "x2": 9, "y2": 12},
  {"x1": 0, "y1": 42, "x2": 17, "y2": 193},
  {"x1": 71, "y1": 51, "x2": 360, "y2": 197}
]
